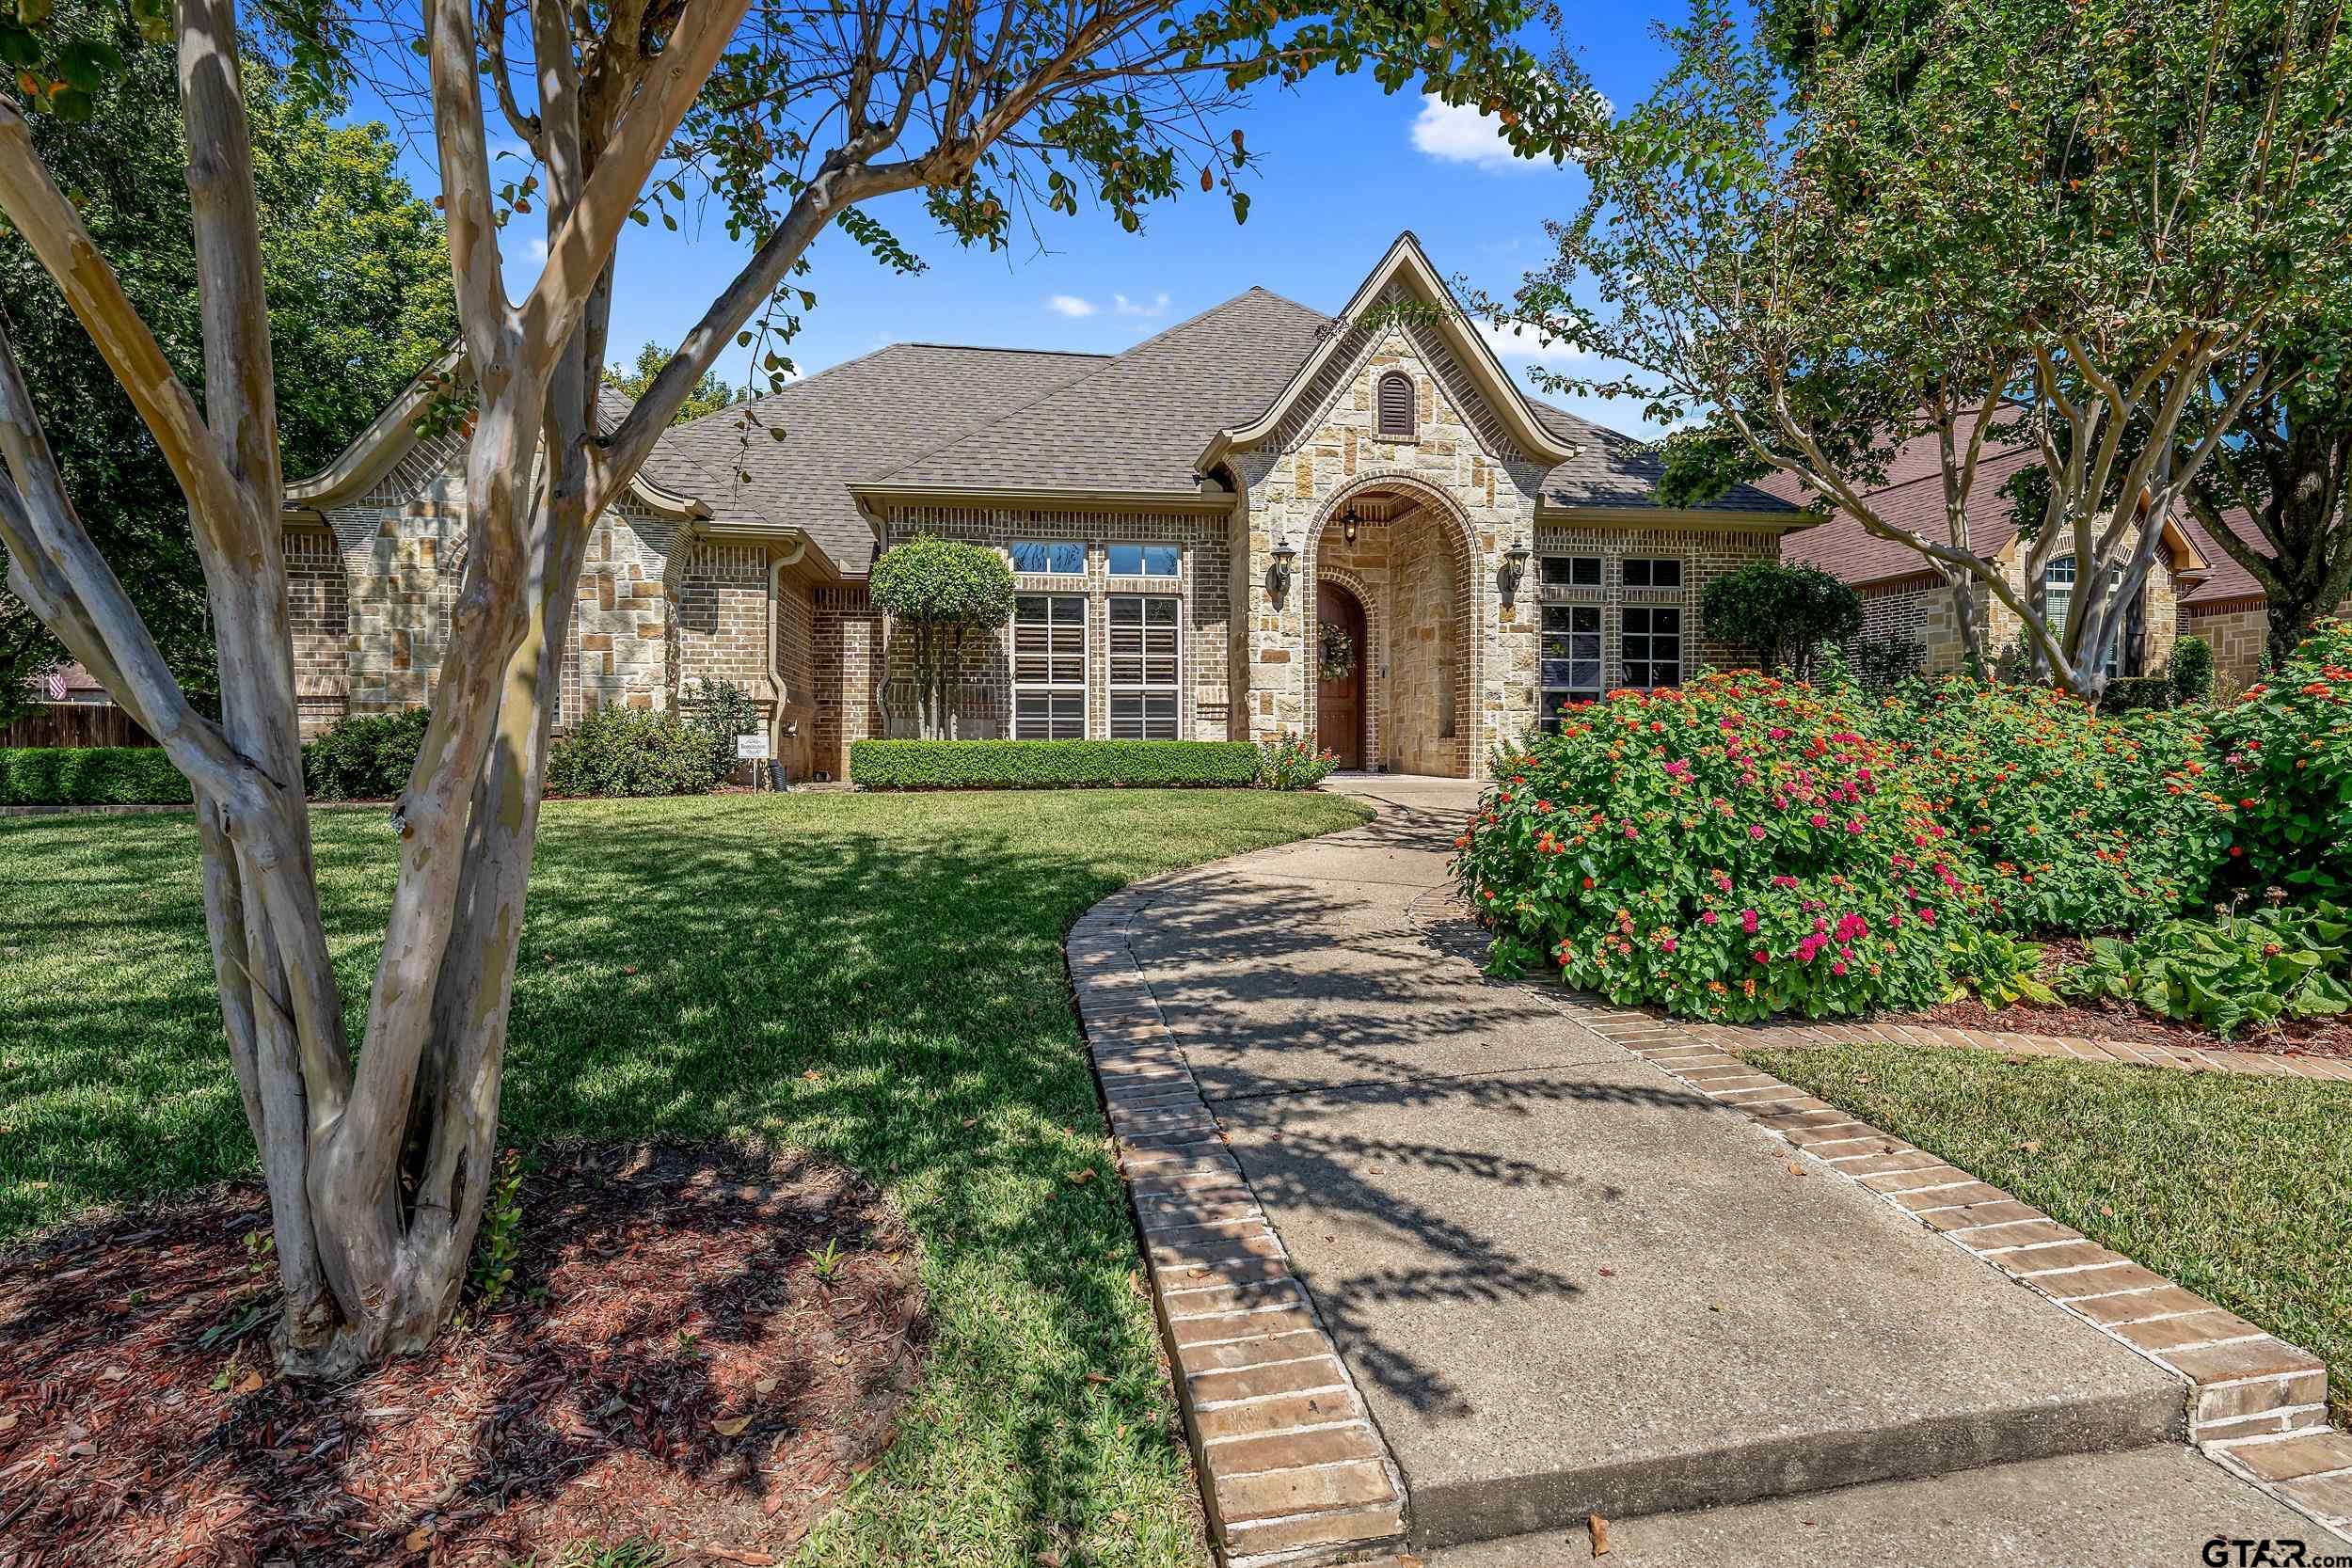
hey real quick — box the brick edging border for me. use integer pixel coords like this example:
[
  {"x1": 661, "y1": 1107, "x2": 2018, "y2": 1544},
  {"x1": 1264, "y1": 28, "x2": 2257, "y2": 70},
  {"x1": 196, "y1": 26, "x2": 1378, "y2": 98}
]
[
  {"x1": 1734, "y1": 1016, "x2": 2352, "y2": 1083},
  {"x1": 1574, "y1": 1008, "x2": 2352, "y2": 1544},
  {"x1": 1068, "y1": 860, "x2": 1409, "y2": 1567}
]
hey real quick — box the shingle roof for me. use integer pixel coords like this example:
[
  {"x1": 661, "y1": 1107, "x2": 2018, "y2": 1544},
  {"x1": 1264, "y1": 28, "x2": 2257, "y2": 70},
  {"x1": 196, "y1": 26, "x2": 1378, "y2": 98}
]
[
  {"x1": 1776, "y1": 426, "x2": 2042, "y2": 587},
  {"x1": 596, "y1": 384, "x2": 739, "y2": 506},
  {"x1": 2176, "y1": 507, "x2": 2268, "y2": 609},
  {"x1": 660, "y1": 343, "x2": 1108, "y2": 574},
  {"x1": 1531, "y1": 404, "x2": 1799, "y2": 514},
  {"x1": 870, "y1": 288, "x2": 1333, "y2": 494}
]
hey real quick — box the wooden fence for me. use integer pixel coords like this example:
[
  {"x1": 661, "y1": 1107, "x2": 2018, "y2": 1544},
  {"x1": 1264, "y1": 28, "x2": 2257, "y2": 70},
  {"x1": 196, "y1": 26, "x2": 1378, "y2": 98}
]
[{"x1": 0, "y1": 703, "x2": 157, "y2": 749}]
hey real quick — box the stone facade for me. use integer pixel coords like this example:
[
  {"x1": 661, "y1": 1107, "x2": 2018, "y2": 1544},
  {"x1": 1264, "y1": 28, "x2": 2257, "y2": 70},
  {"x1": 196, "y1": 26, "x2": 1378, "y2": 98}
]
[
  {"x1": 1848, "y1": 543, "x2": 2191, "y2": 683},
  {"x1": 2184, "y1": 601, "x2": 2270, "y2": 693},
  {"x1": 1232, "y1": 309, "x2": 1552, "y2": 779}
]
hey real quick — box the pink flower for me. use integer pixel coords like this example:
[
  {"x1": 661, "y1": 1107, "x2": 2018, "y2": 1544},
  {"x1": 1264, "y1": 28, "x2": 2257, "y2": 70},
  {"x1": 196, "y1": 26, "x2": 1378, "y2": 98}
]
[
  {"x1": 1753, "y1": 949, "x2": 1772, "y2": 964},
  {"x1": 1700, "y1": 910, "x2": 1721, "y2": 926},
  {"x1": 1740, "y1": 909, "x2": 1760, "y2": 935},
  {"x1": 1748, "y1": 824, "x2": 1767, "y2": 840},
  {"x1": 1795, "y1": 935, "x2": 1825, "y2": 962},
  {"x1": 1809, "y1": 813, "x2": 1829, "y2": 829},
  {"x1": 1769, "y1": 727, "x2": 1789, "y2": 740},
  {"x1": 1624, "y1": 823, "x2": 1640, "y2": 839},
  {"x1": 1714, "y1": 872, "x2": 1734, "y2": 893},
  {"x1": 1831, "y1": 959, "x2": 1849, "y2": 975},
  {"x1": 1917, "y1": 907, "x2": 1937, "y2": 927},
  {"x1": 1772, "y1": 875, "x2": 1798, "y2": 889},
  {"x1": 1846, "y1": 819, "x2": 1866, "y2": 834},
  {"x1": 1660, "y1": 935, "x2": 1678, "y2": 954}
]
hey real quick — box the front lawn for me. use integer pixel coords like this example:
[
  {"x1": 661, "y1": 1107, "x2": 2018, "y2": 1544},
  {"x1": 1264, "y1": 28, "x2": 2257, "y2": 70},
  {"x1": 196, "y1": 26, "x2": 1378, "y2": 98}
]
[
  {"x1": 1742, "y1": 1041, "x2": 2352, "y2": 1425},
  {"x1": 0, "y1": 788, "x2": 1369, "y2": 1567}
]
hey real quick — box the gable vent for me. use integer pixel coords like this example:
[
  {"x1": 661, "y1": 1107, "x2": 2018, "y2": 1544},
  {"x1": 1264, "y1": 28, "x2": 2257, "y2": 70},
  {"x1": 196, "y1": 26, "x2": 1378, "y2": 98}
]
[{"x1": 1376, "y1": 372, "x2": 1415, "y2": 438}]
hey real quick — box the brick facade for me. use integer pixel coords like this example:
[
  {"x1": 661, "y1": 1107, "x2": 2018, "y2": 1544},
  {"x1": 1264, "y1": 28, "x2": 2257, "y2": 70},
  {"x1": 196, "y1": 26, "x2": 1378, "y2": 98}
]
[{"x1": 1845, "y1": 545, "x2": 2192, "y2": 683}]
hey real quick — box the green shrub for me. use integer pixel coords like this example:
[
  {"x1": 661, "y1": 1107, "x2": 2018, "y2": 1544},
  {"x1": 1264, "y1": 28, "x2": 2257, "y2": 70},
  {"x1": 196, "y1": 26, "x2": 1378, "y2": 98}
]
[
  {"x1": 1876, "y1": 678, "x2": 2224, "y2": 934},
  {"x1": 0, "y1": 747, "x2": 191, "y2": 806},
  {"x1": 2171, "y1": 636, "x2": 2216, "y2": 704},
  {"x1": 2210, "y1": 620, "x2": 2352, "y2": 899},
  {"x1": 2098, "y1": 675, "x2": 2176, "y2": 714},
  {"x1": 679, "y1": 678, "x2": 762, "y2": 780},
  {"x1": 1698, "y1": 562, "x2": 1863, "y2": 680},
  {"x1": 1253, "y1": 732, "x2": 1339, "y2": 791},
  {"x1": 1851, "y1": 634, "x2": 1925, "y2": 693},
  {"x1": 301, "y1": 707, "x2": 430, "y2": 800},
  {"x1": 548, "y1": 707, "x2": 725, "y2": 798},
  {"x1": 1941, "y1": 926, "x2": 2055, "y2": 1009},
  {"x1": 850, "y1": 738, "x2": 1259, "y2": 790},
  {"x1": 868, "y1": 535, "x2": 1018, "y2": 738},
  {"x1": 2060, "y1": 898, "x2": 2352, "y2": 1039},
  {"x1": 1456, "y1": 674, "x2": 1972, "y2": 1022}
]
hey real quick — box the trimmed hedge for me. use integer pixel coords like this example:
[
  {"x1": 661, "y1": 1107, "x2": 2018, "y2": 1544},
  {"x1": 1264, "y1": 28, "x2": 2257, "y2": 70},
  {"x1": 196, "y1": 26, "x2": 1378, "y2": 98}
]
[
  {"x1": 851, "y1": 738, "x2": 1260, "y2": 790},
  {"x1": 0, "y1": 747, "x2": 192, "y2": 806}
]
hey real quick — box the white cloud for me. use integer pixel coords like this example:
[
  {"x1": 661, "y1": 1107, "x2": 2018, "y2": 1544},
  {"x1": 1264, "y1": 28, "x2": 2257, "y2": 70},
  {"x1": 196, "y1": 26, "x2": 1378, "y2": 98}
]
[
  {"x1": 1411, "y1": 96, "x2": 1548, "y2": 172},
  {"x1": 527, "y1": 236, "x2": 549, "y2": 263},
  {"x1": 1047, "y1": 293, "x2": 1098, "y2": 318},
  {"x1": 1113, "y1": 292, "x2": 1170, "y2": 319},
  {"x1": 1474, "y1": 318, "x2": 1590, "y2": 369}
]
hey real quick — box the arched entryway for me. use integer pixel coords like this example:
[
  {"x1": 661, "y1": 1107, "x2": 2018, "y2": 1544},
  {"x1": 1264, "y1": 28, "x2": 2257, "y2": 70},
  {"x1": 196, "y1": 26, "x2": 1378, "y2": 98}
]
[{"x1": 1305, "y1": 475, "x2": 1483, "y2": 778}]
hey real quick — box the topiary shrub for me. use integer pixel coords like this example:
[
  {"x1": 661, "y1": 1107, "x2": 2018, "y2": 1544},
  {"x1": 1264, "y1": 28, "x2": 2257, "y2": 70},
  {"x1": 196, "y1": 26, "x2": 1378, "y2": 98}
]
[
  {"x1": 1877, "y1": 678, "x2": 2224, "y2": 934},
  {"x1": 547, "y1": 707, "x2": 725, "y2": 798},
  {"x1": 2210, "y1": 619, "x2": 2352, "y2": 900},
  {"x1": 2170, "y1": 635, "x2": 2216, "y2": 704},
  {"x1": 850, "y1": 738, "x2": 1258, "y2": 789},
  {"x1": 0, "y1": 747, "x2": 192, "y2": 805},
  {"x1": 302, "y1": 707, "x2": 431, "y2": 800},
  {"x1": 1455, "y1": 674, "x2": 1974, "y2": 1022},
  {"x1": 1698, "y1": 562, "x2": 1863, "y2": 681},
  {"x1": 867, "y1": 535, "x2": 1016, "y2": 739},
  {"x1": 2098, "y1": 674, "x2": 2176, "y2": 714}
]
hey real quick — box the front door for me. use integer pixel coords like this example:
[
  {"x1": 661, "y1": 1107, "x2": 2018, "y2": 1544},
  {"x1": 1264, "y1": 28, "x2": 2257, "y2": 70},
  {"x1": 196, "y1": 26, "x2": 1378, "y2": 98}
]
[{"x1": 1316, "y1": 581, "x2": 1367, "y2": 770}]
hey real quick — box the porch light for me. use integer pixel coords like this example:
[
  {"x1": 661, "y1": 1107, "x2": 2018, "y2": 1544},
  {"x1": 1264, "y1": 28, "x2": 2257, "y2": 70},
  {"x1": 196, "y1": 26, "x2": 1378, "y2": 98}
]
[
  {"x1": 1499, "y1": 542, "x2": 1532, "y2": 610},
  {"x1": 1267, "y1": 537, "x2": 1298, "y2": 607},
  {"x1": 1341, "y1": 506, "x2": 1360, "y2": 547}
]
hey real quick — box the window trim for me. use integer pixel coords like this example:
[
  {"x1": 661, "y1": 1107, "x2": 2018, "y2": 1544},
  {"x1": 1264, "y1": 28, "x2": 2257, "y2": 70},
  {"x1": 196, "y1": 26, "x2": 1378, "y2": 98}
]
[
  {"x1": 1108, "y1": 594, "x2": 1183, "y2": 740},
  {"x1": 1012, "y1": 592, "x2": 1089, "y2": 738},
  {"x1": 1540, "y1": 553, "x2": 1603, "y2": 590},
  {"x1": 1375, "y1": 370, "x2": 1417, "y2": 439},
  {"x1": 1621, "y1": 556, "x2": 1684, "y2": 591},
  {"x1": 1008, "y1": 539, "x2": 1088, "y2": 577}
]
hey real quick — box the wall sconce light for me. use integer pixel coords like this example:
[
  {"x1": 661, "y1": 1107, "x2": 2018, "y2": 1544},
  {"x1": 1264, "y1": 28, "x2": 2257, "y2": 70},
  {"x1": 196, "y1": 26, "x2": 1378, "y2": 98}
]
[
  {"x1": 1499, "y1": 542, "x2": 1532, "y2": 610},
  {"x1": 1340, "y1": 505, "x2": 1361, "y2": 547},
  {"x1": 1267, "y1": 538, "x2": 1297, "y2": 608}
]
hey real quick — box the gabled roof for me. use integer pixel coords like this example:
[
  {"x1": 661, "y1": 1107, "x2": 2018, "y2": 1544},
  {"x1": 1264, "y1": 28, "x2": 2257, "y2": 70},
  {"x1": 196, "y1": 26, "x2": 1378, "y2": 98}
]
[
  {"x1": 668, "y1": 343, "x2": 1109, "y2": 571},
  {"x1": 2177, "y1": 507, "x2": 2266, "y2": 609},
  {"x1": 1197, "y1": 231, "x2": 1581, "y2": 476},
  {"x1": 1530, "y1": 403, "x2": 1800, "y2": 515},
  {"x1": 853, "y1": 289, "x2": 1331, "y2": 501}
]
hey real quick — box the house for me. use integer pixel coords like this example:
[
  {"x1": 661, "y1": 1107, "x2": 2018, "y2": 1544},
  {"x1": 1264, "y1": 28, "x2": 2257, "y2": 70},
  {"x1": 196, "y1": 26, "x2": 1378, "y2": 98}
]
[
  {"x1": 1775, "y1": 416, "x2": 2213, "y2": 684},
  {"x1": 278, "y1": 232, "x2": 1811, "y2": 781}
]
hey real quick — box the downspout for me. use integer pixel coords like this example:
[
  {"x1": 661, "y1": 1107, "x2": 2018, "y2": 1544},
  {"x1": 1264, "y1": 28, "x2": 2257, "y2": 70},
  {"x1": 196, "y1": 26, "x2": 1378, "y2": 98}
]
[{"x1": 769, "y1": 534, "x2": 809, "y2": 771}]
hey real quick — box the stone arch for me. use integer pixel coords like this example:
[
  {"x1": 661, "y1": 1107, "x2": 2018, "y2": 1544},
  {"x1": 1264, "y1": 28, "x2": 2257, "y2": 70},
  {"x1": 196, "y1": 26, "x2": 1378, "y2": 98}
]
[{"x1": 1304, "y1": 468, "x2": 1486, "y2": 778}]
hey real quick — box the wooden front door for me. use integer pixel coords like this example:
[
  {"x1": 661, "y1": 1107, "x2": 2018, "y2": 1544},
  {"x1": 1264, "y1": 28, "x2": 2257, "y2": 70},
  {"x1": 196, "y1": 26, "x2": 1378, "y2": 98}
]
[{"x1": 1316, "y1": 581, "x2": 1367, "y2": 770}]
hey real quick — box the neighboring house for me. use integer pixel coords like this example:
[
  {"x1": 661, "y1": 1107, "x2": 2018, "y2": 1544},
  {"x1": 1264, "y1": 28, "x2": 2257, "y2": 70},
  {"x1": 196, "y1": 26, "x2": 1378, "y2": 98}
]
[
  {"x1": 1775, "y1": 418, "x2": 2210, "y2": 684},
  {"x1": 276, "y1": 232, "x2": 1810, "y2": 781},
  {"x1": 2166, "y1": 509, "x2": 2332, "y2": 694}
]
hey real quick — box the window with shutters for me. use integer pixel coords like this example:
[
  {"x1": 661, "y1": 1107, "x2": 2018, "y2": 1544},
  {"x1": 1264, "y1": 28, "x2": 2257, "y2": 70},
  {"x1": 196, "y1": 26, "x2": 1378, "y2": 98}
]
[
  {"x1": 1376, "y1": 371, "x2": 1416, "y2": 438},
  {"x1": 1108, "y1": 596, "x2": 1181, "y2": 739},
  {"x1": 1013, "y1": 594, "x2": 1088, "y2": 738}
]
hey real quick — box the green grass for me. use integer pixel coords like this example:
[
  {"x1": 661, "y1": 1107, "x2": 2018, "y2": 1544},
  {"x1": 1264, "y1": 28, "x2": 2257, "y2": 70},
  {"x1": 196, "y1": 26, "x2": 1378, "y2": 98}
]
[
  {"x1": 0, "y1": 788, "x2": 1370, "y2": 1567},
  {"x1": 1743, "y1": 1041, "x2": 2352, "y2": 1424}
]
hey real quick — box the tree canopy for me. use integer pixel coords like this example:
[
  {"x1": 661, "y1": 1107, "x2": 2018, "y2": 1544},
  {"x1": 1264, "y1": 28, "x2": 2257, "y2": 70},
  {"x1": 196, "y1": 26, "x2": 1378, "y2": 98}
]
[
  {"x1": 1507, "y1": 0, "x2": 2352, "y2": 696},
  {"x1": 0, "y1": 3, "x2": 453, "y2": 721},
  {"x1": 602, "y1": 341, "x2": 739, "y2": 425}
]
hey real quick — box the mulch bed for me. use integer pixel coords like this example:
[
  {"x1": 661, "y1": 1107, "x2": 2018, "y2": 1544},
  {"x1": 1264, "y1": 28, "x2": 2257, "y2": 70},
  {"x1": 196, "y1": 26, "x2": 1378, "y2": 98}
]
[{"x1": 0, "y1": 1143, "x2": 927, "y2": 1568}]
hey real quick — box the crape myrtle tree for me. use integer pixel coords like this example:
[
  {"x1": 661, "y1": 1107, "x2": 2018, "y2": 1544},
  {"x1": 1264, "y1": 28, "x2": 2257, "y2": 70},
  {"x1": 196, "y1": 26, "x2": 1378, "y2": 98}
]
[
  {"x1": 0, "y1": 0, "x2": 1592, "y2": 1373},
  {"x1": 1500, "y1": 0, "x2": 2352, "y2": 698},
  {"x1": 866, "y1": 533, "x2": 1014, "y2": 739}
]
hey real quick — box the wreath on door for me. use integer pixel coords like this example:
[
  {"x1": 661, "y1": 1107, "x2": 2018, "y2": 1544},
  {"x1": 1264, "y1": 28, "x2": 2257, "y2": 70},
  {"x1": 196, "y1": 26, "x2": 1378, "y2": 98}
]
[{"x1": 1319, "y1": 621, "x2": 1358, "y2": 682}]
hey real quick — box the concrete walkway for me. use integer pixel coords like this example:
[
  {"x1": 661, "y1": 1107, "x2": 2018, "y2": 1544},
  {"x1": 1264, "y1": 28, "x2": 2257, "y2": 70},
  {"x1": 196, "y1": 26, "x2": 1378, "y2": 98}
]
[{"x1": 1115, "y1": 775, "x2": 2318, "y2": 1560}]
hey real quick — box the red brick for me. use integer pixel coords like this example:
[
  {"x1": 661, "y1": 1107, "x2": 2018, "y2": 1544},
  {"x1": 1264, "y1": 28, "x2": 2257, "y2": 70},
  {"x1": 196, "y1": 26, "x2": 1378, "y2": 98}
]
[
  {"x1": 1890, "y1": 1180, "x2": 2010, "y2": 1212},
  {"x1": 1995, "y1": 1242, "x2": 2127, "y2": 1277},
  {"x1": 1214, "y1": 1458, "x2": 1398, "y2": 1524},
  {"x1": 1919, "y1": 1199, "x2": 2042, "y2": 1232},
  {"x1": 1210, "y1": 1421, "x2": 1386, "y2": 1476},
  {"x1": 1169, "y1": 1306, "x2": 1322, "y2": 1347},
  {"x1": 1186, "y1": 1354, "x2": 1351, "y2": 1407},
  {"x1": 1221, "y1": 1500, "x2": 1406, "y2": 1558},
  {"x1": 2165, "y1": 1337, "x2": 2325, "y2": 1386},
  {"x1": 2038, "y1": 1261, "x2": 2173, "y2": 1300},
  {"x1": 1176, "y1": 1328, "x2": 1331, "y2": 1375},
  {"x1": 2114, "y1": 1309, "x2": 2264, "y2": 1354},
  {"x1": 2213, "y1": 1430, "x2": 2352, "y2": 1482},
  {"x1": 2069, "y1": 1285, "x2": 2213, "y2": 1326},
  {"x1": 2279, "y1": 1472, "x2": 2352, "y2": 1521},
  {"x1": 1193, "y1": 1388, "x2": 1359, "y2": 1442}
]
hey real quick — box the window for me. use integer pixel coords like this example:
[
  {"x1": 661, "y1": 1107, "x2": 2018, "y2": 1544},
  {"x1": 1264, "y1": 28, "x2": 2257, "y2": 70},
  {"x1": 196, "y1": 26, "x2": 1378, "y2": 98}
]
[
  {"x1": 1009, "y1": 540, "x2": 1086, "y2": 576},
  {"x1": 1622, "y1": 557, "x2": 1683, "y2": 590},
  {"x1": 2044, "y1": 554, "x2": 2133, "y2": 675},
  {"x1": 1540, "y1": 604, "x2": 1602, "y2": 728},
  {"x1": 1109, "y1": 596, "x2": 1181, "y2": 739},
  {"x1": 1622, "y1": 606, "x2": 1682, "y2": 689},
  {"x1": 1540, "y1": 555, "x2": 1601, "y2": 589},
  {"x1": 1376, "y1": 371, "x2": 1416, "y2": 438},
  {"x1": 1107, "y1": 543, "x2": 1179, "y2": 578},
  {"x1": 1013, "y1": 594, "x2": 1087, "y2": 737}
]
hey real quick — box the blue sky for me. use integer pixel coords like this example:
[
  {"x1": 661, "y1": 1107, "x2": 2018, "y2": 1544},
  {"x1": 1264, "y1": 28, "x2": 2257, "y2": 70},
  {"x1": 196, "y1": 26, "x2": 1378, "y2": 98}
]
[{"x1": 348, "y1": 7, "x2": 1688, "y2": 435}]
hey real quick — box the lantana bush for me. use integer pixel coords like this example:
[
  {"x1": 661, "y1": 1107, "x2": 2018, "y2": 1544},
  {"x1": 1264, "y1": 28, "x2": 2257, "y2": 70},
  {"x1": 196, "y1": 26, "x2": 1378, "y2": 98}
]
[
  {"x1": 1458, "y1": 674, "x2": 1972, "y2": 1021},
  {"x1": 2214, "y1": 620, "x2": 2352, "y2": 902},
  {"x1": 1878, "y1": 679, "x2": 2225, "y2": 935}
]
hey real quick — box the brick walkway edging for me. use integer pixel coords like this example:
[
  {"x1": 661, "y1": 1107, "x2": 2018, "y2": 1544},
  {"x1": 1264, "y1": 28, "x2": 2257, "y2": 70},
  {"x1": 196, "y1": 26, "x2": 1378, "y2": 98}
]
[
  {"x1": 1574, "y1": 1008, "x2": 2352, "y2": 1544},
  {"x1": 1068, "y1": 861, "x2": 1410, "y2": 1568},
  {"x1": 1732, "y1": 1015, "x2": 2352, "y2": 1083}
]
